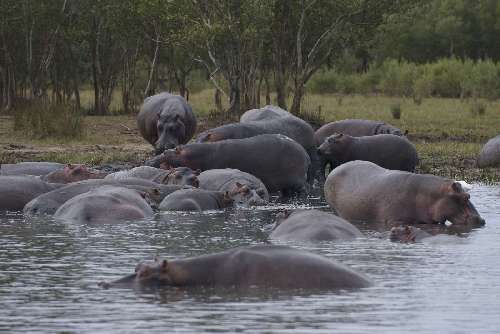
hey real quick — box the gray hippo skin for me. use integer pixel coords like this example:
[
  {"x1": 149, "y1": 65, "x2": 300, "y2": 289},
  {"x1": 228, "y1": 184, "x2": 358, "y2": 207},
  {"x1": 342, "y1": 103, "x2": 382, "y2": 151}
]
[
  {"x1": 137, "y1": 92, "x2": 197, "y2": 154},
  {"x1": 318, "y1": 133, "x2": 419, "y2": 172},
  {"x1": 41, "y1": 164, "x2": 109, "y2": 184},
  {"x1": 270, "y1": 209, "x2": 363, "y2": 242},
  {"x1": 314, "y1": 119, "x2": 403, "y2": 146},
  {"x1": 0, "y1": 176, "x2": 61, "y2": 211},
  {"x1": 0, "y1": 162, "x2": 64, "y2": 176},
  {"x1": 240, "y1": 105, "x2": 290, "y2": 122},
  {"x1": 477, "y1": 134, "x2": 500, "y2": 168},
  {"x1": 325, "y1": 160, "x2": 485, "y2": 227},
  {"x1": 198, "y1": 168, "x2": 269, "y2": 206},
  {"x1": 54, "y1": 186, "x2": 154, "y2": 223},
  {"x1": 159, "y1": 188, "x2": 233, "y2": 211},
  {"x1": 24, "y1": 178, "x2": 188, "y2": 216},
  {"x1": 100, "y1": 244, "x2": 371, "y2": 290},
  {"x1": 145, "y1": 134, "x2": 310, "y2": 195},
  {"x1": 105, "y1": 166, "x2": 199, "y2": 187}
]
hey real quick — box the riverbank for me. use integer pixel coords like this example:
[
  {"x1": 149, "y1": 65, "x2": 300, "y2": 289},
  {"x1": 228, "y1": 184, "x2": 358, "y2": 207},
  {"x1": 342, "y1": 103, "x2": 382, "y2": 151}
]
[{"x1": 1, "y1": 93, "x2": 498, "y2": 183}]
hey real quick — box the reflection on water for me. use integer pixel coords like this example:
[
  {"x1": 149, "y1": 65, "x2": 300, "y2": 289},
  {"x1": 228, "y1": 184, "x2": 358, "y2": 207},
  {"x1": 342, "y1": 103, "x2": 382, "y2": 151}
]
[{"x1": 0, "y1": 184, "x2": 499, "y2": 333}]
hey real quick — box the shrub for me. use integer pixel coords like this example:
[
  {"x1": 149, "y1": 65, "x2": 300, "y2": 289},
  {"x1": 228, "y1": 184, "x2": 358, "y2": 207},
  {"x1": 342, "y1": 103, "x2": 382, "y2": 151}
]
[
  {"x1": 378, "y1": 59, "x2": 418, "y2": 97},
  {"x1": 390, "y1": 103, "x2": 402, "y2": 119},
  {"x1": 13, "y1": 101, "x2": 84, "y2": 139},
  {"x1": 469, "y1": 101, "x2": 486, "y2": 116}
]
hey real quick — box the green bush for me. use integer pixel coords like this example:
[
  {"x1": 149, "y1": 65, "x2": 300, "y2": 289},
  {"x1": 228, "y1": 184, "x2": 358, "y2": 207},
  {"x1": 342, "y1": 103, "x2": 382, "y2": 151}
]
[
  {"x1": 13, "y1": 101, "x2": 84, "y2": 139},
  {"x1": 378, "y1": 59, "x2": 418, "y2": 96},
  {"x1": 308, "y1": 70, "x2": 337, "y2": 94}
]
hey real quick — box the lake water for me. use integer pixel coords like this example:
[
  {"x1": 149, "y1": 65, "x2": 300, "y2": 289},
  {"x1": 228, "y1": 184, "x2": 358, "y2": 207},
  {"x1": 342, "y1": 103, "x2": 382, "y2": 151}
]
[{"x1": 0, "y1": 184, "x2": 499, "y2": 333}]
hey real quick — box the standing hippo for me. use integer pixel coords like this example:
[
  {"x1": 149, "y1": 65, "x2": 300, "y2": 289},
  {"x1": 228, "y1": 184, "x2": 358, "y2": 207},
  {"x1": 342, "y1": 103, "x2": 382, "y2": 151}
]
[
  {"x1": 0, "y1": 162, "x2": 64, "y2": 176},
  {"x1": 159, "y1": 188, "x2": 234, "y2": 211},
  {"x1": 198, "y1": 168, "x2": 269, "y2": 206},
  {"x1": 54, "y1": 186, "x2": 154, "y2": 223},
  {"x1": 41, "y1": 164, "x2": 108, "y2": 184},
  {"x1": 318, "y1": 133, "x2": 419, "y2": 173},
  {"x1": 99, "y1": 244, "x2": 371, "y2": 290},
  {"x1": 24, "y1": 179, "x2": 187, "y2": 216},
  {"x1": 137, "y1": 92, "x2": 197, "y2": 154},
  {"x1": 0, "y1": 176, "x2": 62, "y2": 211},
  {"x1": 145, "y1": 134, "x2": 310, "y2": 195},
  {"x1": 325, "y1": 160, "x2": 485, "y2": 227},
  {"x1": 269, "y1": 209, "x2": 363, "y2": 242},
  {"x1": 105, "y1": 166, "x2": 199, "y2": 187},
  {"x1": 314, "y1": 119, "x2": 403, "y2": 146},
  {"x1": 477, "y1": 134, "x2": 500, "y2": 168}
]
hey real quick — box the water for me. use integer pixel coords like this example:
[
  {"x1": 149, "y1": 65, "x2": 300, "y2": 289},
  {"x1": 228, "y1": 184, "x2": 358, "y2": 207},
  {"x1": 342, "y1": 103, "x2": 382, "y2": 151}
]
[{"x1": 0, "y1": 184, "x2": 499, "y2": 333}]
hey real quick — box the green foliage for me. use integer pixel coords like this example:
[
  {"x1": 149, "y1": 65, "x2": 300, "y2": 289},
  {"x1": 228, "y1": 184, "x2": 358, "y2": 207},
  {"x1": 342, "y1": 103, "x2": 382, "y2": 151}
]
[
  {"x1": 390, "y1": 103, "x2": 402, "y2": 119},
  {"x1": 13, "y1": 102, "x2": 84, "y2": 139}
]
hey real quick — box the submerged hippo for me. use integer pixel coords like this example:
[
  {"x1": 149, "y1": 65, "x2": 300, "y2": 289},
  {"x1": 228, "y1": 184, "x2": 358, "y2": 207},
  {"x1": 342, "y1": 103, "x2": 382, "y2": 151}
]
[
  {"x1": 318, "y1": 133, "x2": 419, "y2": 173},
  {"x1": 41, "y1": 164, "x2": 108, "y2": 183},
  {"x1": 100, "y1": 244, "x2": 371, "y2": 290},
  {"x1": 477, "y1": 135, "x2": 500, "y2": 168},
  {"x1": 314, "y1": 119, "x2": 403, "y2": 146},
  {"x1": 159, "y1": 188, "x2": 234, "y2": 211},
  {"x1": 137, "y1": 92, "x2": 197, "y2": 154},
  {"x1": 270, "y1": 209, "x2": 363, "y2": 242},
  {"x1": 54, "y1": 186, "x2": 154, "y2": 223},
  {"x1": 0, "y1": 162, "x2": 64, "y2": 176},
  {"x1": 0, "y1": 176, "x2": 62, "y2": 211},
  {"x1": 24, "y1": 178, "x2": 186, "y2": 216},
  {"x1": 198, "y1": 168, "x2": 269, "y2": 206},
  {"x1": 146, "y1": 134, "x2": 310, "y2": 195},
  {"x1": 390, "y1": 226, "x2": 466, "y2": 244},
  {"x1": 325, "y1": 161, "x2": 485, "y2": 227},
  {"x1": 105, "y1": 166, "x2": 199, "y2": 187}
]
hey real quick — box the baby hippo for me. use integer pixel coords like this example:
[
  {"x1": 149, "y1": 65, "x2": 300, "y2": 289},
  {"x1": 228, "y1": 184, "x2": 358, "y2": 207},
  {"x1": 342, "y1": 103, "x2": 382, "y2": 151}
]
[
  {"x1": 54, "y1": 186, "x2": 154, "y2": 223},
  {"x1": 318, "y1": 133, "x2": 418, "y2": 172},
  {"x1": 159, "y1": 188, "x2": 234, "y2": 211},
  {"x1": 105, "y1": 166, "x2": 199, "y2": 187},
  {"x1": 100, "y1": 244, "x2": 371, "y2": 290},
  {"x1": 41, "y1": 164, "x2": 109, "y2": 183},
  {"x1": 198, "y1": 168, "x2": 269, "y2": 206},
  {"x1": 270, "y1": 209, "x2": 363, "y2": 242}
]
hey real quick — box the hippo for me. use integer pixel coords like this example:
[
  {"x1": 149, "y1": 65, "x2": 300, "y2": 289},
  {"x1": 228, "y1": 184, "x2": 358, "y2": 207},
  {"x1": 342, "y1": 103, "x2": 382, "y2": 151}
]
[
  {"x1": 137, "y1": 92, "x2": 197, "y2": 154},
  {"x1": 99, "y1": 244, "x2": 371, "y2": 290},
  {"x1": 105, "y1": 166, "x2": 199, "y2": 187},
  {"x1": 269, "y1": 209, "x2": 363, "y2": 242},
  {"x1": 325, "y1": 160, "x2": 485, "y2": 227},
  {"x1": 390, "y1": 226, "x2": 466, "y2": 244},
  {"x1": 41, "y1": 164, "x2": 108, "y2": 183},
  {"x1": 477, "y1": 134, "x2": 500, "y2": 168},
  {"x1": 159, "y1": 188, "x2": 234, "y2": 211},
  {"x1": 0, "y1": 176, "x2": 62, "y2": 211},
  {"x1": 239, "y1": 105, "x2": 290, "y2": 122},
  {"x1": 317, "y1": 133, "x2": 419, "y2": 174},
  {"x1": 54, "y1": 186, "x2": 154, "y2": 223},
  {"x1": 24, "y1": 178, "x2": 187, "y2": 216},
  {"x1": 198, "y1": 168, "x2": 269, "y2": 206},
  {"x1": 314, "y1": 119, "x2": 403, "y2": 146},
  {"x1": 145, "y1": 134, "x2": 310, "y2": 195},
  {"x1": 0, "y1": 161, "x2": 64, "y2": 176}
]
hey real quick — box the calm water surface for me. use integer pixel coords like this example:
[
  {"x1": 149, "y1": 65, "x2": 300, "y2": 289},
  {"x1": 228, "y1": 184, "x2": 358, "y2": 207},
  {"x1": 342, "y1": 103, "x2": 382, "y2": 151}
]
[{"x1": 0, "y1": 184, "x2": 499, "y2": 333}]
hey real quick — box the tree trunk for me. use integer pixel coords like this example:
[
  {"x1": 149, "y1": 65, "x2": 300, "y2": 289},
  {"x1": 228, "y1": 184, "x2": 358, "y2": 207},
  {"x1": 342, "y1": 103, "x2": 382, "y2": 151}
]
[{"x1": 290, "y1": 77, "x2": 305, "y2": 115}]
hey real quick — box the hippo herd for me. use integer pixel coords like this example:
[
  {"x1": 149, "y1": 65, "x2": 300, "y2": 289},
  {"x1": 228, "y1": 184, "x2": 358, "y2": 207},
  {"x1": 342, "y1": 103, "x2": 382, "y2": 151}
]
[{"x1": 1, "y1": 92, "x2": 496, "y2": 292}]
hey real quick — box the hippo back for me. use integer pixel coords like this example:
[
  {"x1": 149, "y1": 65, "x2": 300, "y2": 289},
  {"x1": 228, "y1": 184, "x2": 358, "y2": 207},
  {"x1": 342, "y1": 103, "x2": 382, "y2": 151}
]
[
  {"x1": 477, "y1": 134, "x2": 500, "y2": 168},
  {"x1": 0, "y1": 162, "x2": 64, "y2": 176}
]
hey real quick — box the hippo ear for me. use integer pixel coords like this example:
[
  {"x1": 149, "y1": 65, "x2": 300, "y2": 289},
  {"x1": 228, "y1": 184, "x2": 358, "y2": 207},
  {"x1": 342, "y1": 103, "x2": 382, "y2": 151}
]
[
  {"x1": 451, "y1": 182, "x2": 463, "y2": 193},
  {"x1": 175, "y1": 147, "x2": 182, "y2": 155},
  {"x1": 195, "y1": 169, "x2": 201, "y2": 175},
  {"x1": 223, "y1": 191, "x2": 231, "y2": 200},
  {"x1": 235, "y1": 182, "x2": 244, "y2": 189},
  {"x1": 153, "y1": 188, "x2": 161, "y2": 196}
]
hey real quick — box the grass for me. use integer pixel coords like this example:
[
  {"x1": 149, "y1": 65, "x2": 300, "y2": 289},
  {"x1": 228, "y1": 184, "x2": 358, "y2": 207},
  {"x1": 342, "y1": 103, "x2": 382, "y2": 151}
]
[{"x1": 2, "y1": 89, "x2": 499, "y2": 182}]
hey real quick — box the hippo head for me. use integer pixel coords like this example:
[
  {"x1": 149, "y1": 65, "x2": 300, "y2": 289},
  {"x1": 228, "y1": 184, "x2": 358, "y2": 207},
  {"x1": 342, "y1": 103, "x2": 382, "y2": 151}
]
[
  {"x1": 432, "y1": 182, "x2": 485, "y2": 227},
  {"x1": 100, "y1": 257, "x2": 176, "y2": 289},
  {"x1": 161, "y1": 167, "x2": 200, "y2": 187},
  {"x1": 318, "y1": 133, "x2": 352, "y2": 166},
  {"x1": 390, "y1": 226, "x2": 419, "y2": 243},
  {"x1": 229, "y1": 182, "x2": 267, "y2": 206},
  {"x1": 146, "y1": 146, "x2": 190, "y2": 169},
  {"x1": 155, "y1": 113, "x2": 186, "y2": 154},
  {"x1": 43, "y1": 164, "x2": 107, "y2": 183},
  {"x1": 219, "y1": 191, "x2": 235, "y2": 208},
  {"x1": 196, "y1": 131, "x2": 223, "y2": 143},
  {"x1": 377, "y1": 123, "x2": 403, "y2": 136}
]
